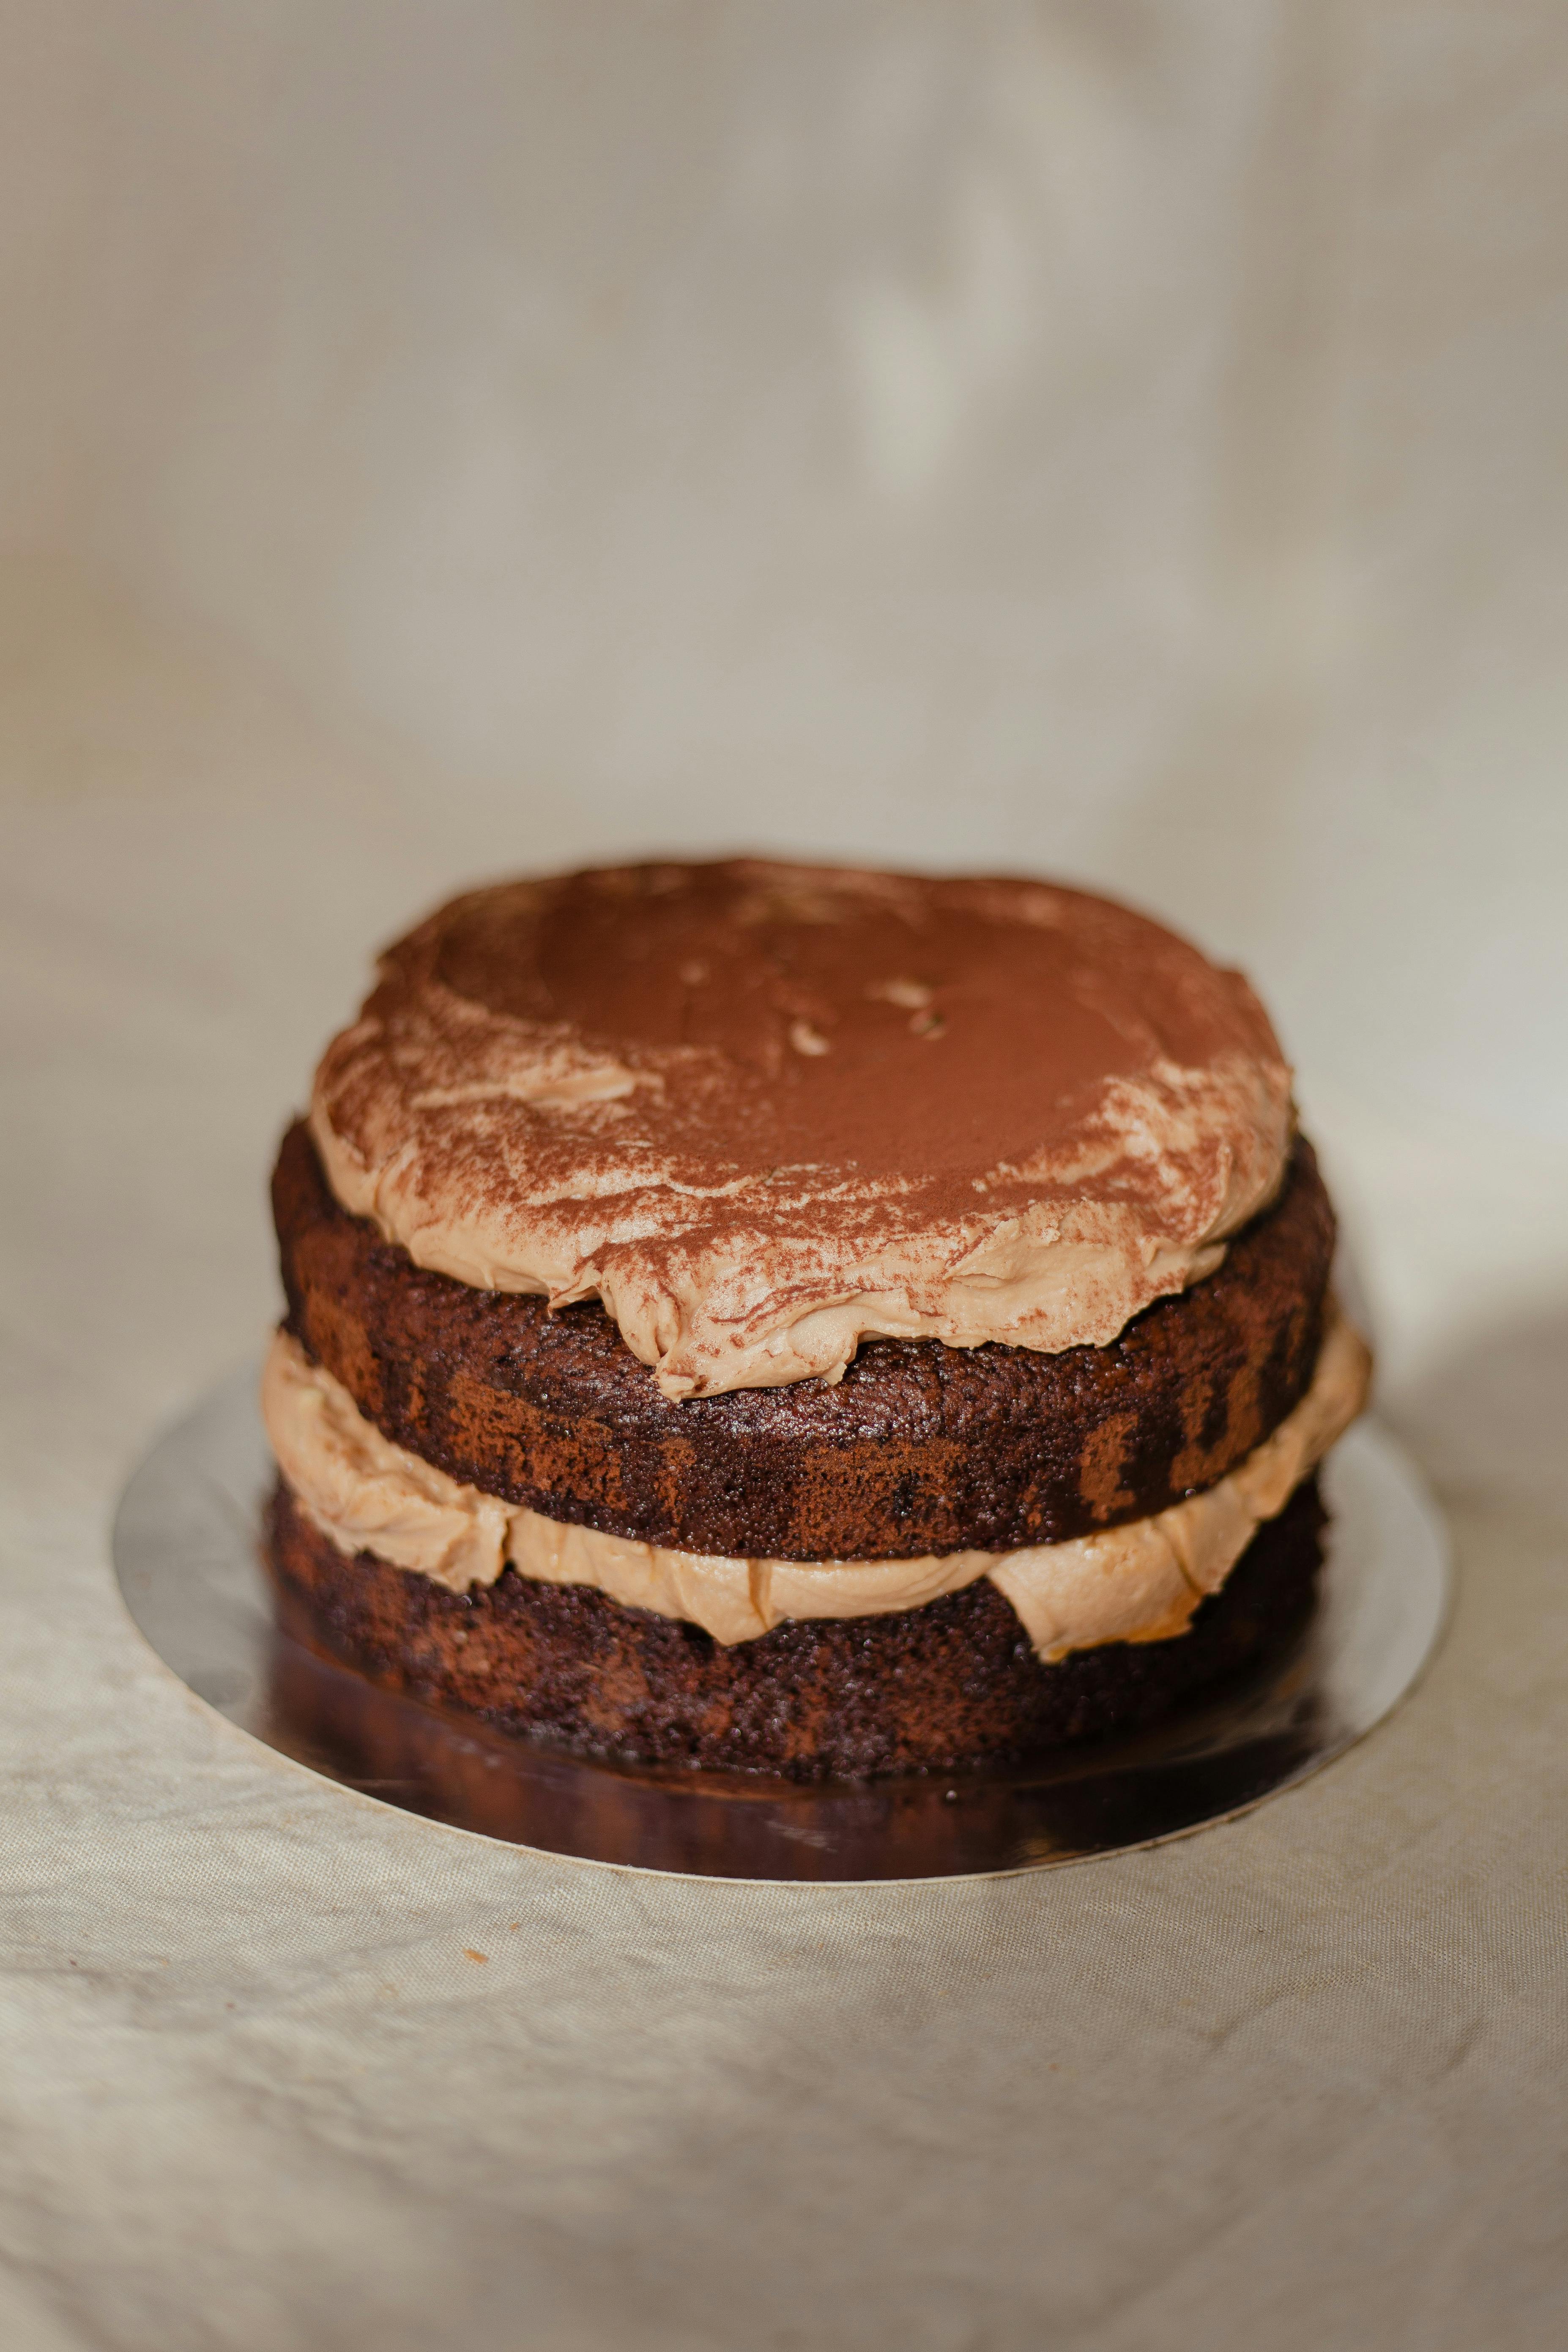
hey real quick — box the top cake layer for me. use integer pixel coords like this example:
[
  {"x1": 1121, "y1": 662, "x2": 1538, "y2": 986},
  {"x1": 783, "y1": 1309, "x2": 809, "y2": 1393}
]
[{"x1": 310, "y1": 859, "x2": 1294, "y2": 1398}]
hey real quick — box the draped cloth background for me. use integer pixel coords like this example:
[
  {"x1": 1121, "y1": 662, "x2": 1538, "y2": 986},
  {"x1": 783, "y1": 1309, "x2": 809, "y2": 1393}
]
[{"x1": 3, "y1": 6, "x2": 1568, "y2": 2346}]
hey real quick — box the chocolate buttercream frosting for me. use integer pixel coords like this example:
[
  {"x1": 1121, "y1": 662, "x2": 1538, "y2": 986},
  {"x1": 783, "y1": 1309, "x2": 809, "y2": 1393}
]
[{"x1": 310, "y1": 860, "x2": 1295, "y2": 1398}]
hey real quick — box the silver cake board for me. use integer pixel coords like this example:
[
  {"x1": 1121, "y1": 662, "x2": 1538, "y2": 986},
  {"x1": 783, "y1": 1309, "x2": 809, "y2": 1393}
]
[{"x1": 111, "y1": 1366, "x2": 1450, "y2": 1882}]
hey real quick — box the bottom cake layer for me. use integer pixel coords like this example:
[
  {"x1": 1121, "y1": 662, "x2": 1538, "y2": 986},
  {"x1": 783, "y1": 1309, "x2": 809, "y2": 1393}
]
[{"x1": 265, "y1": 1475, "x2": 1327, "y2": 1780}]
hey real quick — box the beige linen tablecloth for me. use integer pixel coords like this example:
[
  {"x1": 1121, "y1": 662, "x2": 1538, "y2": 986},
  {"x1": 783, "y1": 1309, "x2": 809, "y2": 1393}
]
[{"x1": 5, "y1": 5, "x2": 1568, "y2": 2344}]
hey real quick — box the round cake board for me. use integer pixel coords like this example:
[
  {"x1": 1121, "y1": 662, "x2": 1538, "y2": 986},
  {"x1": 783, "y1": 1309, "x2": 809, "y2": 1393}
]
[{"x1": 112, "y1": 1367, "x2": 1450, "y2": 1883}]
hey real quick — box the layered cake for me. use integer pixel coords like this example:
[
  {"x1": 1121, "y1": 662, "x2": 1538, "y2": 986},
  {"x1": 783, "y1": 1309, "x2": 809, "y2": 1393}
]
[{"x1": 263, "y1": 859, "x2": 1370, "y2": 1779}]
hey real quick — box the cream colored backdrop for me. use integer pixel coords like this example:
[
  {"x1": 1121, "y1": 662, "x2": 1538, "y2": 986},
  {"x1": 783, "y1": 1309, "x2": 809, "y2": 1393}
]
[
  {"x1": 4, "y1": 8, "x2": 1568, "y2": 2350},
  {"x1": 8, "y1": 1, "x2": 1568, "y2": 1380}
]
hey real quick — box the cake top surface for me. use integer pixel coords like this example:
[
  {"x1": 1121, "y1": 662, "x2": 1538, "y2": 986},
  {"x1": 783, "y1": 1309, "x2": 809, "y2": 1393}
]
[{"x1": 309, "y1": 859, "x2": 1294, "y2": 1396}]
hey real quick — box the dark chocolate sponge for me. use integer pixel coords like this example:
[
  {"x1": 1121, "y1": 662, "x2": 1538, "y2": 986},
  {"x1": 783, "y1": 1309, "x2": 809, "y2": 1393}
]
[
  {"x1": 266, "y1": 1474, "x2": 1326, "y2": 1781},
  {"x1": 274, "y1": 1121, "x2": 1334, "y2": 1560}
]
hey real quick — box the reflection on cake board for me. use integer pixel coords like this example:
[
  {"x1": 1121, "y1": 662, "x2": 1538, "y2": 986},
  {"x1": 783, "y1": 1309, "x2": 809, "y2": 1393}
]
[{"x1": 112, "y1": 1366, "x2": 1450, "y2": 1883}]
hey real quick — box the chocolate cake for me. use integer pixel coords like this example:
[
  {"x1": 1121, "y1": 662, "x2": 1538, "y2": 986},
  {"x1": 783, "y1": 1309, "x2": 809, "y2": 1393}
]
[{"x1": 263, "y1": 859, "x2": 1371, "y2": 1779}]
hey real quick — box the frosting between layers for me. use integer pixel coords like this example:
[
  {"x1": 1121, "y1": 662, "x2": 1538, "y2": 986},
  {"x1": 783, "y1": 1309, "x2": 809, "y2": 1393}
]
[
  {"x1": 309, "y1": 862, "x2": 1295, "y2": 1397},
  {"x1": 262, "y1": 1314, "x2": 1369, "y2": 1661}
]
